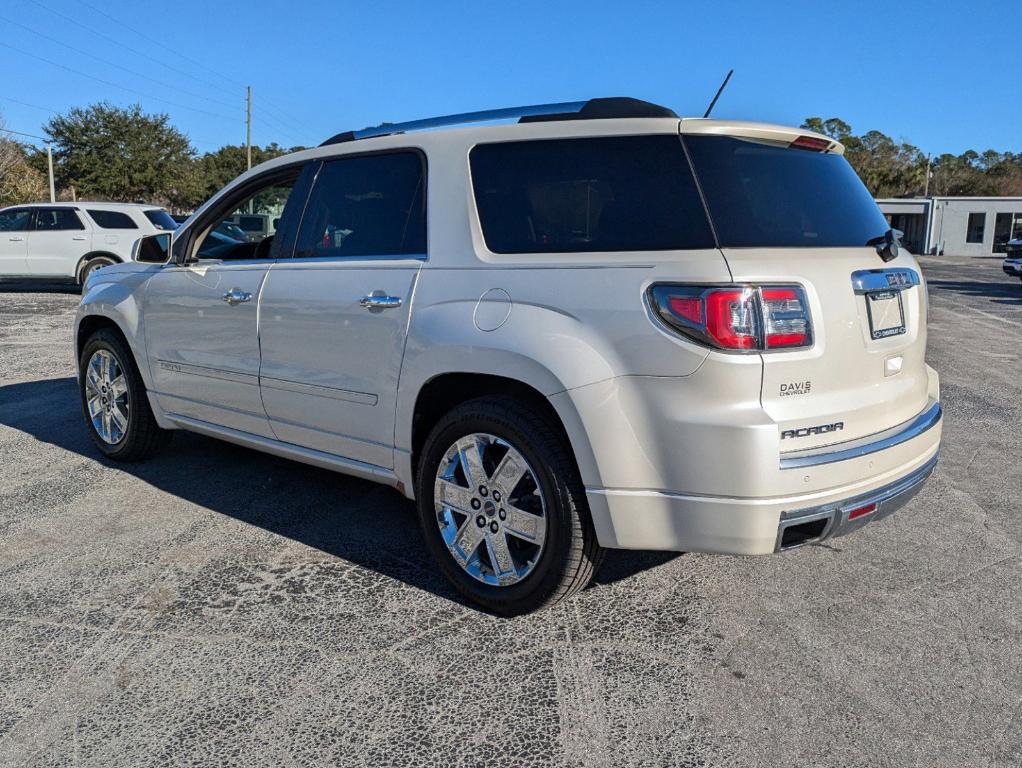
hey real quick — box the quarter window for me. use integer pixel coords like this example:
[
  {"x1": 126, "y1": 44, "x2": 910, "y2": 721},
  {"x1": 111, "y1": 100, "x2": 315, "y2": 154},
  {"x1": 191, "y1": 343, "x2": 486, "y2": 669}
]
[
  {"x1": 34, "y1": 209, "x2": 84, "y2": 231},
  {"x1": 143, "y1": 209, "x2": 178, "y2": 231},
  {"x1": 88, "y1": 210, "x2": 138, "y2": 229},
  {"x1": 469, "y1": 136, "x2": 714, "y2": 254},
  {"x1": 294, "y1": 152, "x2": 426, "y2": 259},
  {"x1": 0, "y1": 209, "x2": 32, "y2": 231},
  {"x1": 966, "y1": 212, "x2": 986, "y2": 244}
]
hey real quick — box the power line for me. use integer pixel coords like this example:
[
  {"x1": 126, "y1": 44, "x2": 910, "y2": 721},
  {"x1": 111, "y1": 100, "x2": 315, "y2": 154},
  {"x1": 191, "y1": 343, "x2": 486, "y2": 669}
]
[
  {"x1": 66, "y1": 0, "x2": 313, "y2": 136},
  {"x1": 27, "y1": 0, "x2": 242, "y2": 101},
  {"x1": 0, "y1": 13, "x2": 244, "y2": 115},
  {"x1": 0, "y1": 126, "x2": 48, "y2": 142},
  {"x1": 0, "y1": 41, "x2": 240, "y2": 122},
  {"x1": 0, "y1": 94, "x2": 59, "y2": 114},
  {"x1": 0, "y1": 95, "x2": 236, "y2": 150}
]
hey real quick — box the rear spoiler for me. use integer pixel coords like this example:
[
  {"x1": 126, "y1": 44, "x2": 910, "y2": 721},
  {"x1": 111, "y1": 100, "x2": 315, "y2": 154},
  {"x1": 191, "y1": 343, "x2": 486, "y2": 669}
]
[{"x1": 680, "y1": 119, "x2": 844, "y2": 155}]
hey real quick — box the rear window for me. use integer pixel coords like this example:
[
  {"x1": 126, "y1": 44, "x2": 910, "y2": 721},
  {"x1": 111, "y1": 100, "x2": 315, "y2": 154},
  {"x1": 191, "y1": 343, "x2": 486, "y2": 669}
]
[
  {"x1": 685, "y1": 135, "x2": 890, "y2": 248},
  {"x1": 237, "y1": 216, "x2": 265, "y2": 232},
  {"x1": 88, "y1": 209, "x2": 138, "y2": 229},
  {"x1": 143, "y1": 209, "x2": 178, "y2": 231},
  {"x1": 470, "y1": 136, "x2": 714, "y2": 253},
  {"x1": 35, "y1": 209, "x2": 84, "y2": 231}
]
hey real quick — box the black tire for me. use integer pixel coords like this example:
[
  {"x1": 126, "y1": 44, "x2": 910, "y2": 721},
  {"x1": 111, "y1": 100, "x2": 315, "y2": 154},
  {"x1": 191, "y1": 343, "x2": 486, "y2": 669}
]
[
  {"x1": 415, "y1": 396, "x2": 604, "y2": 616},
  {"x1": 78, "y1": 328, "x2": 170, "y2": 461},
  {"x1": 79, "y1": 256, "x2": 116, "y2": 287}
]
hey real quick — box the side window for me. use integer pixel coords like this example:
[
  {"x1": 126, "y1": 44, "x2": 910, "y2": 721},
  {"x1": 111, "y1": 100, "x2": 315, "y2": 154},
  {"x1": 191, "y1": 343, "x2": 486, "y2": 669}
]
[
  {"x1": 469, "y1": 136, "x2": 714, "y2": 254},
  {"x1": 294, "y1": 152, "x2": 425, "y2": 259},
  {"x1": 0, "y1": 209, "x2": 32, "y2": 232},
  {"x1": 966, "y1": 212, "x2": 986, "y2": 244},
  {"x1": 191, "y1": 174, "x2": 300, "y2": 262},
  {"x1": 88, "y1": 210, "x2": 138, "y2": 229},
  {"x1": 34, "y1": 209, "x2": 85, "y2": 231}
]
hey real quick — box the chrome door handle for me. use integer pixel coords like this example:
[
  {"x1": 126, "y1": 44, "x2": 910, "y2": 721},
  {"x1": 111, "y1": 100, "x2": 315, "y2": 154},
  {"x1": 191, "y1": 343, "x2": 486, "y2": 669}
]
[
  {"x1": 8, "y1": 236, "x2": 24, "y2": 242},
  {"x1": 359, "y1": 294, "x2": 403, "y2": 310},
  {"x1": 223, "y1": 288, "x2": 253, "y2": 305},
  {"x1": 72, "y1": 236, "x2": 87, "y2": 241}
]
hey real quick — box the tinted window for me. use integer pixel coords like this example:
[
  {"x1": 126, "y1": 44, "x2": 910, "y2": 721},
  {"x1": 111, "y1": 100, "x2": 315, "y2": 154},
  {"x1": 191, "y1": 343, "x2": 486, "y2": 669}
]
[
  {"x1": 88, "y1": 209, "x2": 138, "y2": 229},
  {"x1": 685, "y1": 135, "x2": 890, "y2": 248},
  {"x1": 34, "y1": 209, "x2": 84, "y2": 231},
  {"x1": 237, "y1": 216, "x2": 265, "y2": 232},
  {"x1": 966, "y1": 212, "x2": 985, "y2": 244},
  {"x1": 295, "y1": 152, "x2": 426, "y2": 258},
  {"x1": 0, "y1": 209, "x2": 32, "y2": 232},
  {"x1": 144, "y1": 209, "x2": 178, "y2": 230},
  {"x1": 470, "y1": 136, "x2": 713, "y2": 254}
]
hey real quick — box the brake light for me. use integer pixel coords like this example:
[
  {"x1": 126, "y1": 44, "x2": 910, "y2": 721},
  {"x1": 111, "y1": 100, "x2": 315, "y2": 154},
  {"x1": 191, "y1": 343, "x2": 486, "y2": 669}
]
[
  {"x1": 705, "y1": 289, "x2": 758, "y2": 349},
  {"x1": 790, "y1": 135, "x2": 832, "y2": 152},
  {"x1": 649, "y1": 284, "x2": 813, "y2": 352}
]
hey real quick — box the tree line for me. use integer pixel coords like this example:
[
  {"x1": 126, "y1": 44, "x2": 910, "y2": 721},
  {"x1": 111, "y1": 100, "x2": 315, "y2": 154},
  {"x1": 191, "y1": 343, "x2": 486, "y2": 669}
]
[
  {"x1": 1, "y1": 103, "x2": 304, "y2": 210},
  {"x1": 2, "y1": 102, "x2": 1021, "y2": 210}
]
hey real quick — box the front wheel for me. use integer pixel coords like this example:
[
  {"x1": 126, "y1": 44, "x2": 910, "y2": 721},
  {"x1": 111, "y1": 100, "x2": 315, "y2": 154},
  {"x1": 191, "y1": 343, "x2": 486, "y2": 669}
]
[
  {"x1": 415, "y1": 396, "x2": 604, "y2": 615},
  {"x1": 79, "y1": 328, "x2": 170, "y2": 461}
]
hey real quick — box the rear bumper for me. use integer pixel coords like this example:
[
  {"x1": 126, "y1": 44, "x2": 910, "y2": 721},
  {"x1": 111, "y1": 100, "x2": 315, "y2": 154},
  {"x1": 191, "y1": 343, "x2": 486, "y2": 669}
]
[
  {"x1": 585, "y1": 439, "x2": 939, "y2": 554},
  {"x1": 566, "y1": 366, "x2": 942, "y2": 554}
]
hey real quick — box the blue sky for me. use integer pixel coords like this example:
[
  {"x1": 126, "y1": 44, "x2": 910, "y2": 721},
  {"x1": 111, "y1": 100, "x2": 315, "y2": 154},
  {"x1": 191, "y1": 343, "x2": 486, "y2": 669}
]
[{"x1": 0, "y1": 0, "x2": 1016, "y2": 155}]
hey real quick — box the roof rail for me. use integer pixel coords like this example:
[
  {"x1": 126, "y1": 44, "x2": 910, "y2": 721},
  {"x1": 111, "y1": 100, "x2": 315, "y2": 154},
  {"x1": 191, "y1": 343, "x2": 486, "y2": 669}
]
[{"x1": 319, "y1": 97, "x2": 677, "y2": 146}]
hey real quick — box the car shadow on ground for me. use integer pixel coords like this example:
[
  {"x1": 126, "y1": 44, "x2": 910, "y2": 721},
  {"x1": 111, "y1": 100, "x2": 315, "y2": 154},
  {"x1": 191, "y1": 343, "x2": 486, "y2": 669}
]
[
  {"x1": 0, "y1": 281, "x2": 80, "y2": 295},
  {"x1": 0, "y1": 376, "x2": 677, "y2": 608},
  {"x1": 927, "y1": 278, "x2": 1022, "y2": 306}
]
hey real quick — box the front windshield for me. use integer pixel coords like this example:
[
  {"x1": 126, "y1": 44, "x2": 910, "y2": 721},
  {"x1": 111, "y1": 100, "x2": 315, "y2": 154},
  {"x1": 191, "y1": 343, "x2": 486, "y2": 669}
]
[{"x1": 685, "y1": 135, "x2": 890, "y2": 248}]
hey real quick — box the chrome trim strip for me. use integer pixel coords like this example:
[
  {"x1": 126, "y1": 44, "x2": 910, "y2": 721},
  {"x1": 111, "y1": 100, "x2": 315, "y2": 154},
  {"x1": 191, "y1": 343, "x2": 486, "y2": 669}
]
[
  {"x1": 259, "y1": 376, "x2": 378, "y2": 406},
  {"x1": 851, "y1": 268, "x2": 920, "y2": 294},
  {"x1": 156, "y1": 360, "x2": 259, "y2": 385},
  {"x1": 779, "y1": 401, "x2": 941, "y2": 470},
  {"x1": 776, "y1": 452, "x2": 938, "y2": 551}
]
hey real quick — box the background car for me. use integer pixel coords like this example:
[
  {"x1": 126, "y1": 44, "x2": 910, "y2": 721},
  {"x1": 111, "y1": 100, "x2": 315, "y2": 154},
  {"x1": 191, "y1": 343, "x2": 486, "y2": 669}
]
[
  {"x1": 0, "y1": 202, "x2": 176, "y2": 286},
  {"x1": 1002, "y1": 237, "x2": 1022, "y2": 284}
]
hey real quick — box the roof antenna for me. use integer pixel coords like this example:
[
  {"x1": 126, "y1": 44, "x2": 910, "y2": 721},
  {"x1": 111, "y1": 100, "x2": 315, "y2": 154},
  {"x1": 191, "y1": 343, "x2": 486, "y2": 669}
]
[{"x1": 703, "y1": 69, "x2": 734, "y2": 118}]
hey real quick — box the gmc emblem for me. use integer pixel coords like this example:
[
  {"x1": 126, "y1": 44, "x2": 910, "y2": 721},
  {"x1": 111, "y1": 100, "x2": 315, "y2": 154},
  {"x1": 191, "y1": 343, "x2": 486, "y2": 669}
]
[{"x1": 781, "y1": 422, "x2": 844, "y2": 440}]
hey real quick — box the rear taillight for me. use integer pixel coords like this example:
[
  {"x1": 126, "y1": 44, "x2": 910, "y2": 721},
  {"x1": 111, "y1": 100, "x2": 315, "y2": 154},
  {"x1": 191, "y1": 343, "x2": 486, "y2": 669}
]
[{"x1": 649, "y1": 284, "x2": 813, "y2": 352}]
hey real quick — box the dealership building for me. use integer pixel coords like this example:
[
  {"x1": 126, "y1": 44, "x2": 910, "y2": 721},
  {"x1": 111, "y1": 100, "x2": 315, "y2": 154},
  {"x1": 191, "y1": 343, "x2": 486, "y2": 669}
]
[{"x1": 876, "y1": 197, "x2": 1022, "y2": 256}]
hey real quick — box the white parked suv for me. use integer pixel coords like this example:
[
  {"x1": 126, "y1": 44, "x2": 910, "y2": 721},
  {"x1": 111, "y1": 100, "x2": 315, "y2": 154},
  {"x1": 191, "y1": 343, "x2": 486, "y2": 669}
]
[
  {"x1": 0, "y1": 201, "x2": 177, "y2": 286},
  {"x1": 74, "y1": 98, "x2": 942, "y2": 614}
]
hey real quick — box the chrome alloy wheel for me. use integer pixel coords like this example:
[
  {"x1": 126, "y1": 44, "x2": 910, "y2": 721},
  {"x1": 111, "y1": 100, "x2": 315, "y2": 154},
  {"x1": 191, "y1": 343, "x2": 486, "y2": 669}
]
[
  {"x1": 434, "y1": 433, "x2": 548, "y2": 587},
  {"x1": 84, "y1": 349, "x2": 129, "y2": 445}
]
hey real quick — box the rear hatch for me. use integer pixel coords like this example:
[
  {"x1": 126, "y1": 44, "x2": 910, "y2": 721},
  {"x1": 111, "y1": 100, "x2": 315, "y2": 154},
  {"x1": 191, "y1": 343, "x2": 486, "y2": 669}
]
[{"x1": 683, "y1": 124, "x2": 931, "y2": 450}]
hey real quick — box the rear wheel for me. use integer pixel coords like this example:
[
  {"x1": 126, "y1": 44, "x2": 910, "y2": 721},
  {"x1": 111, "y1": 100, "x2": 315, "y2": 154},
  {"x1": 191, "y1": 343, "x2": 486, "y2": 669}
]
[
  {"x1": 415, "y1": 396, "x2": 604, "y2": 615},
  {"x1": 79, "y1": 256, "x2": 116, "y2": 286},
  {"x1": 79, "y1": 329, "x2": 170, "y2": 461}
]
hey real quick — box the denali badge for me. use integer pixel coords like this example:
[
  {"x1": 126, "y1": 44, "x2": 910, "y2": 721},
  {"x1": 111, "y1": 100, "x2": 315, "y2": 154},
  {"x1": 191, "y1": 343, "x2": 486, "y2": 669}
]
[{"x1": 781, "y1": 422, "x2": 844, "y2": 439}]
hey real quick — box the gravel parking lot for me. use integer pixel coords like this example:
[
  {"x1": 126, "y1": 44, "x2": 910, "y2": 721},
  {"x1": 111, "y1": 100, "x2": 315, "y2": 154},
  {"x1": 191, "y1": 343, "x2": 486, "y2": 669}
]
[{"x1": 1, "y1": 256, "x2": 1019, "y2": 768}]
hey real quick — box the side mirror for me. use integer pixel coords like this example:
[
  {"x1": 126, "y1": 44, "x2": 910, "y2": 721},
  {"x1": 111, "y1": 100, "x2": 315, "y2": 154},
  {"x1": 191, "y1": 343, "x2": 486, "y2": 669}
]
[{"x1": 134, "y1": 232, "x2": 173, "y2": 264}]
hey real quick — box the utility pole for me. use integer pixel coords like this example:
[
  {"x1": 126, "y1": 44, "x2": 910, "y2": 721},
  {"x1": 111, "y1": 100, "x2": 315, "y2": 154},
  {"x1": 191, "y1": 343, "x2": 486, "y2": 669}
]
[
  {"x1": 923, "y1": 153, "x2": 931, "y2": 197},
  {"x1": 46, "y1": 143, "x2": 55, "y2": 202},
  {"x1": 246, "y1": 85, "x2": 252, "y2": 171}
]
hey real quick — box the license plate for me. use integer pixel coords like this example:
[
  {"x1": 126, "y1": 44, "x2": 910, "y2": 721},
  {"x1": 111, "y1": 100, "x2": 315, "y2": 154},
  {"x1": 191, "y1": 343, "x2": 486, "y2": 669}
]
[{"x1": 866, "y1": 290, "x2": 905, "y2": 339}]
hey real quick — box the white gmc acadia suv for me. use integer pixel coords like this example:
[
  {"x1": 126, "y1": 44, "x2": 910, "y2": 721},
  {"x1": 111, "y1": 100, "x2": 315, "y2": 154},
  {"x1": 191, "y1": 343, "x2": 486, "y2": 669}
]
[
  {"x1": 74, "y1": 98, "x2": 942, "y2": 615},
  {"x1": 0, "y1": 201, "x2": 177, "y2": 286}
]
